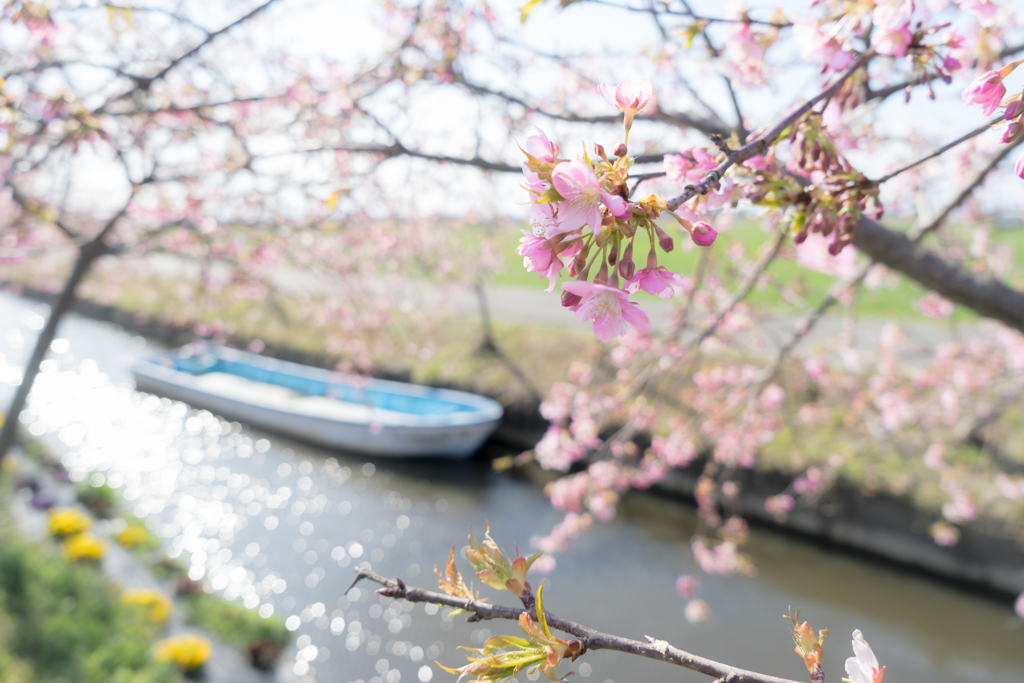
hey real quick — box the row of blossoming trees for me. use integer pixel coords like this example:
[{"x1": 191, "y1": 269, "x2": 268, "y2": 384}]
[{"x1": 2, "y1": 0, "x2": 1024, "y2": 682}]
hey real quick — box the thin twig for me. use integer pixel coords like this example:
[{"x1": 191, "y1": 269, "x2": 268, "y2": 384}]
[
  {"x1": 348, "y1": 568, "x2": 805, "y2": 683},
  {"x1": 873, "y1": 114, "x2": 1005, "y2": 185},
  {"x1": 913, "y1": 134, "x2": 1024, "y2": 239}
]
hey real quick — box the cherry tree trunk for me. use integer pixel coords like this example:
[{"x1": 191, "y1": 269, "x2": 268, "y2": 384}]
[{"x1": 0, "y1": 238, "x2": 108, "y2": 458}]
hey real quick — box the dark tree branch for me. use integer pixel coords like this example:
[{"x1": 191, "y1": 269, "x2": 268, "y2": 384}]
[
  {"x1": 853, "y1": 217, "x2": 1024, "y2": 333},
  {"x1": 4, "y1": 183, "x2": 80, "y2": 241},
  {"x1": 349, "y1": 568, "x2": 805, "y2": 683}
]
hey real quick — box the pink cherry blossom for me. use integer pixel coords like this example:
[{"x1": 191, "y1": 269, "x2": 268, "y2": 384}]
[
  {"x1": 628, "y1": 266, "x2": 691, "y2": 299},
  {"x1": 675, "y1": 574, "x2": 698, "y2": 600},
  {"x1": 872, "y1": 0, "x2": 914, "y2": 57},
  {"x1": 961, "y1": 71, "x2": 1007, "y2": 116},
  {"x1": 598, "y1": 79, "x2": 653, "y2": 143},
  {"x1": 597, "y1": 79, "x2": 653, "y2": 116},
  {"x1": 844, "y1": 630, "x2": 884, "y2": 683},
  {"x1": 873, "y1": 25, "x2": 913, "y2": 58},
  {"x1": 525, "y1": 127, "x2": 559, "y2": 162},
  {"x1": 1016, "y1": 154, "x2": 1024, "y2": 179},
  {"x1": 961, "y1": 0, "x2": 1000, "y2": 27},
  {"x1": 725, "y1": 23, "x2": 766, "y2": 85},
  {"x1": 918, "y1": 292, "x2": 955, "y2": 318},
  {"x1": 792, "y1": 17, "x2": 854, "y2": 74},
  {"x1": 561, "y1": 280, "x2": 650, "y2": 341},
  {"x1": 664, "y1": 148, "x2": 717, "y2": 184},
  {"x1": 518, "y1": 231, "x2": 563, "y2": 292},
  {"x1": 528, "y1": 201, "x2": 558, "y2": 237},
  {"x1": 551, "y1": 159, "x2": 630, "y2": 235},
  {"x1": 795, "y1": 231, "x2": 860, "y2": 278}
]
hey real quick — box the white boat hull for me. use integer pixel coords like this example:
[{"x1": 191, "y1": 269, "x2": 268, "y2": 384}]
[{"x1": 132, "y1": 351, "x2": 503, "y2": 458}]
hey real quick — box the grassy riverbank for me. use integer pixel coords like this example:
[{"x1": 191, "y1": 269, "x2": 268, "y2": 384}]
[
  {"x1": 4, "y1": 224, "x2": 1024, "y2": 581},
  {"x1": 489, "y1": 219, "x2": 1024, "y2": 321}
]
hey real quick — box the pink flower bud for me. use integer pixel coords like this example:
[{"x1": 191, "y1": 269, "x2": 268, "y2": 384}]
[
  {"x1": 655, "y1": 225, "x2": 674, "y2": 253},
  {"x1": 1001, "y1": 121, "x2": 1023, "y2": 144},
  {"x1": 614, "y1": 143, "x2": 628, "y2": 158},
  {"x1": 1016, "y1": 155, "x2": 1024, "y2": 179},
  {"x1": 561, "y1": 290, "x2": 582, "y2": 308},
  {"x1": 961, "y1": 70, "x2": 1007, "y2": 116},
  {"x1": 690, "y1": 221, "x2": 718, "y2": 247},
  {"x1": 619, "y1": 243, "x2": 635, "y2": 280},
  {"x1": 1005, "y1": 98, "x2": 1023, "y2": 121}
]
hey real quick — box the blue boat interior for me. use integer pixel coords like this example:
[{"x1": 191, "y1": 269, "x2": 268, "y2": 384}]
[{"x1": 171, "y1": 354, "x2": 476, "y2": 416}]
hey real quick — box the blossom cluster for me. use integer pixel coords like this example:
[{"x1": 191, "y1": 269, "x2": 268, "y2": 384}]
[
  {"x1": 519, "y1": 80, "x2": 716, "y2": 342},
  {"x1": 793, "y1": 0, "x2": 965, "y2": 81},
  {"x1": 962, "y1": 59, "x2": 1024, "y2": 177}
]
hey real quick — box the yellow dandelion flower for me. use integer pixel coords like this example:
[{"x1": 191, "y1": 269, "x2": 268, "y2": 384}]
[
  {"x1": 122, "y1": 588, "x2": 174, "y2": 624},
  {"x1": 63, "y1": 533, "x2": 106, "y2": 561},
  {"x1": 155, "y1": 635, "x2": 212, "y2": 671},
  {"x1": 48, "y1": 507, "x2": 92, "y2": 538},
  {"x1": 116, "y1": 524, "x2": 149, "y2": 548}
]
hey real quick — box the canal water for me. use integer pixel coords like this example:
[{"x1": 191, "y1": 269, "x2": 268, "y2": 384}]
[{"x1": 0, "y1": 292, "x2": 1021, "y2": 683}]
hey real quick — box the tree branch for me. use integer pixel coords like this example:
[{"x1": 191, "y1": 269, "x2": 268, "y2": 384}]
[
  {"x1": 259, "y1": 143, "x2": 520, "y2": 173},
  {"x1": 912, "y1": 134, "x2": 1024, "y2": 238},
  {"x1": 110, "y1": 0, "x2": 280, "y2": 96},
  {"x1": 457, "y1": 79, "x2": 730, "y2": 137},
  {"x1": 666, "y1": 54, "x2": 872, "y2": 211},
  {"x1": 864, "y1": 41, "x2": 1024, "y2": 103},
  {"x1": 348, "y1": 568, "x2": 805, "y2": 683},
  {"x1": 873, "y1": 113, "x2": 1006, "y2": 186},
  {"x1": 852, "y1": 216, "x2": 1024, "y2": 333}
]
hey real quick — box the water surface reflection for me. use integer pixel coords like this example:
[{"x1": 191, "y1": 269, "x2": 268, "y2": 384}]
[{"x1": 1, "y1": 292, "x2": 1022, "y2": 683}]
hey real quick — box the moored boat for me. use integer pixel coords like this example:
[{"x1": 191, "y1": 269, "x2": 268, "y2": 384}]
[{"x1": 131, "y1": 345, "x2": 503, "y2": 458}]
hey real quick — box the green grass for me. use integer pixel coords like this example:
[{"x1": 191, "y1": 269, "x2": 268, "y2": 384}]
[
  {"x1": 179, "y1": 596, "x2": 290, "y2": 672},
  {"x1": 0, "y1": 525, "x2": 180, "y2": 683},
  {"x1": 488, "y1": 219, "x2": 1024, "y2": 322}
]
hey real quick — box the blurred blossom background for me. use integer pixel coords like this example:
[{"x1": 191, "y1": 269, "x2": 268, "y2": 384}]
[{"x1": 2, "y1": 2, "x2": 1024, "y2": 683}]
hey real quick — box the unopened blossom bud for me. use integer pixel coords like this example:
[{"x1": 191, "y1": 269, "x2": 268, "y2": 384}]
[
  {"x1": 1016, "y1": 154, "x2": 1024, "y2": 179},
  {"x1": 561, "y1": 290, "x2": 582, "y2": 308},
  {"x1": 1006, "y1": 98, "x2": 1023, "y2": 121},
  {"x1": 1001, "y1": 120, "x2": 1023, "y2": 144},
  {"x1": 594, "y1": 143, "x2": 608, "y2": 161},
  {"x1": 614, "y1": 143, "x2": 628, "y2": 158},
  {"x1": 690, "y1": 221, "x2": 717, "y2": 247},
  {"x1": 569, "y1": 250, "x2": 587, "y2": 277},
  {"x1": 655, "y1": 225, "x2": 674, "y2": 253},
  {"x1": 619, "y1": 242, "x2": 635, "y2": 280},
  {"x1": 607, "y1": 243, "x2": 618, "y2": 266},
  {"x1": 961, "y1": 62, "x2": 1022, "y2": 116}
]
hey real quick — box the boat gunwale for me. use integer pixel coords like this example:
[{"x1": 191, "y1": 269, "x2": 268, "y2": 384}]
[{"x1": 132, "y1": 346, "x2": 504, "y2": 430}]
